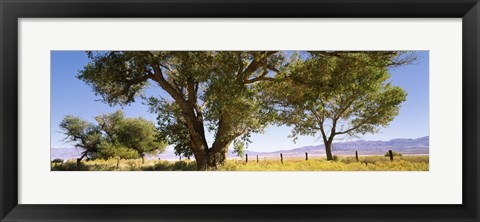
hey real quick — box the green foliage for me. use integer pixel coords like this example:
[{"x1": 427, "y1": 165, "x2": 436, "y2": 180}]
[
  {"x1": 385, "y1": 151, "x2": 403, "y2": 157},
  {"x1": 113, "y1": 117, "x2": 167, "y2": 156},
  {"x1": 95, "y1": 110, "x2": 125, "y2": 139},
  {"x1": 93, "y1": 141, "x2": 139, "y2": 160},
  {"x1": 147, "y1": 97, "x2": 193, "y2": 158},
  {"x1": 60, "y1": 110, "x2": 167, "y2": 161},
  {"x1": 78, "y1": 51, "x2": 284, "y2": 160},
  {"x1": 78, "y1": 52, "x2": 156, "y2": 105},
  {"x1": 263, "y1": 52, "x2": 410, "y2": 159},
  {"x1": 269, "y1": 52, "x2": 408, "y2": 138},
  {"x1": 59, "y1": 115, "x2": 102, "y2": 159},
  {"x1": 76, "y1": 51, "x2": 414, "y2": 167},
  {"x1": 232, "y1": 139, "x2": 245, "y2": 158}
]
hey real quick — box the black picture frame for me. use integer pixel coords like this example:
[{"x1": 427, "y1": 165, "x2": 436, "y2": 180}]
[{"x1": 1, "y1": 0, "x2": 479, "y2": 221}]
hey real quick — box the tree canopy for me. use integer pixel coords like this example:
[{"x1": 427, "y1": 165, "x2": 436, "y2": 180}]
[
  {"x1": 78, "y1": 51, "x2": 284, "y2": 170},
  {"x1": 59, "y1": 116, "x2": 102, "y2": 160},
  {"x1": 264, "y1": 52, "x2": 409, "y2": 160},
  {"x1": 60, "y1": 110, "x2": 167, "y2": 162},
  {"x1": 77, "y1": 51, "x2": 413, "y2": 169}
]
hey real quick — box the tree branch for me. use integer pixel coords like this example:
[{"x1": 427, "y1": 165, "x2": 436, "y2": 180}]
[
  {"x1": 151, "y1": 64, "x2": 189, "y2": 109},
  {"x1": 186, "y1": 77, "x2": 196, "y2": 103},
  {"x1": 235, "y1": 52, "x2": 245, "y2": 80},
  {"x1": 243, "y1": 69, "x2": 276, "y2": 84},
  {"x1": 335, "y1": 125, "x2": 361, "y2": 135},
  {"x1": 333, "y1": 95, "x2": 356, "y2": 121},
  {"x1": 241, "y1": 51, "x2": 278, "y2": 82}
]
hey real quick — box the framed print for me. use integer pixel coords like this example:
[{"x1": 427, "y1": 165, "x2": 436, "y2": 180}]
[{"x1": 1, "y1": 0, "x2": 479, "y2": 221}]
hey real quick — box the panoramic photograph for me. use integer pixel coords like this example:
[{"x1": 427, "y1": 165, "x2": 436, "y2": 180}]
[{"x1": 51, "y1": 51, "x2": 429, "y2": 171}]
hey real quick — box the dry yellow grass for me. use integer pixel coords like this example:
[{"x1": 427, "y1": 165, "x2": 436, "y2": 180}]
[
  {"x1": 222, "y1": 155, "x2": 428, "y2": 171},
  {"x1": 51, "y1": 155, "x2": 428, "y2": 171}
]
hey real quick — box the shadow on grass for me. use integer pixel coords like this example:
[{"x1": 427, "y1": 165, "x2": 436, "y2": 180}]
[{"x1": 51, "y1": 160, "x2": 197, "y2": 171}]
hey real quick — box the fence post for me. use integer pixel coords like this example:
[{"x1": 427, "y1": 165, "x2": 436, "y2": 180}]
[
  {"x1": 305, "y1": 152, "x2": 308, "y2": 161},
  {"x1": 246, "y1": 154, "x2": 248, "y2": 163},
  {"x1": 280, "y1": 153, "x2": 283, "y2": 164},
  {"x1": 388, "y1": 150, "x2": 394, "y2": 161},
  {"x1": 355, "y1": 150, "x2": 359, "y2": 162},
  {"x1": 257, "y1": 155, "x2": 259, "y2": 163}
]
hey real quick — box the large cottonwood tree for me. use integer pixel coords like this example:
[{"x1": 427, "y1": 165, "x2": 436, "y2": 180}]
[{"x1": 78, "y1": 51, "x2": 284, "y2": 170}]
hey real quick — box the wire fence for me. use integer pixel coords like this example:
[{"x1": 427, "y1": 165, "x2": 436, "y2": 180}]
[{"x1": 169, "y1": 150, "x2": 398, "y2": 163}]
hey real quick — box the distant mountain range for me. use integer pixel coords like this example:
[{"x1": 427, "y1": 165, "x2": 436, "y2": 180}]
[
  {"x1": 234, "y1": 136, "x2": 429, "y2": 158},
  {"x1": 51, "y1": 136, "x2": 429, "y2": 160}
]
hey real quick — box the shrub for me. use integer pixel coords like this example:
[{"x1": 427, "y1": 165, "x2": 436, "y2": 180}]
[
  {"x1": 385, "y1": 151, "x2": 402, "y2": 157},
  {"x1": 51, "y1": 158, "x2": 64, "y2": 163},
  {"x1": 332, "y1": 155, "x2": 340, "y2": 161}
]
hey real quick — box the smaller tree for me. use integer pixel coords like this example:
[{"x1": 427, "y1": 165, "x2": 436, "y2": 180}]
[
  {"x1": 113, "y1": 118, "x2": 167, "y2": 163},
  {"x1": 94, "y1": 141, "x2": 139, "y2": 168},
  {"x1": 95, "y1": 110, "x2": 124, "y2": 140},
  {"x1": 59, "y1": 115, "x2": 102, "y2": 162},
  {"x1": 266, "y1": 52, "x2": 408, "y2": 160},
  {"x1": 60, "y1": 111, "x2": 167, "y2": 165}
]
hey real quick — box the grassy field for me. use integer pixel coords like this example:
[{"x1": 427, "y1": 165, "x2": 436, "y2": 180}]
[{"x1": 51, "y1": 155, "x2": 429, "y2": 171}]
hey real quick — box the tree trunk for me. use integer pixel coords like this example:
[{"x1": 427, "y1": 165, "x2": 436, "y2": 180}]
[
  {"x1": 193, "y1": 143, "x2": 230, "y2": 171},
  {"x1": 76, "y1": 153, "x2": 87, "y2": 166},
  {"x1": 325, "y1": 140, "x2": 333, "y2": 161},
  {"x1": 195, "y1": 150, "x2": 226, "y2": 170},
  {"x1": 141, "y1": 155, "x2": 145, "y2": 164},
  {"x1": 164, "y1": 90, "x2": 238, "y2": 170},
  {"x1": 186, "y1": 115, "x2": 235, "y2": 170}
]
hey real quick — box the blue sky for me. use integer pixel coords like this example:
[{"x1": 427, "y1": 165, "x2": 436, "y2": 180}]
[{"x1": 51, "y1": 51, "x2": 429, "y2": 152}]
